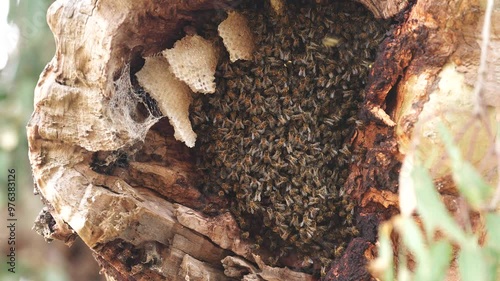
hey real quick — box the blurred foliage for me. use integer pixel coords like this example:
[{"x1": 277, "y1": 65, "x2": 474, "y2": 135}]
[
  {"x1": 0, "y1": 0, "x2": 78, "y2": 280},
  {"x1": 370, "y1": 123, "x2": 500, "y2": 281},
  {"x1": 0, "y1": 0, "x2": 55, "y2": 199}
]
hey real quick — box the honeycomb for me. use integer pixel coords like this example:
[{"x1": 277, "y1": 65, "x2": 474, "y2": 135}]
[
  {"x1": 135, "y1": 56, "x2": 196, "y2": 147},
  {"x1": 162, "y1": 34, "x2": 218, "y2": 94},
  {"x1": 218, "y1": 11, "x2": 255, "y2": 62}
]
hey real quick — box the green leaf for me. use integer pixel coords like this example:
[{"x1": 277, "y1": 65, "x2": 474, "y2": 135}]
[
  {"x1": 452, "y1": 161, "x2": 492, "y2": 209},
  {"x1": 397, "y1": 267, "x2": 412, "y2": 281},
  {"x1": 411, "y1": 165, "x2": 467, "y2": 244},
  {"x1": 429, "y1": 240, "x2": 453, "y2": 281},
  {"x1": 438, "y1": 123, "x2": 492, "y2": 209},
  {"x1": 483, "y1": 213, "x2": 500, "y2": 279},
  {"x1": 396, "y1": 217, "x2": 453, "y2": 281},
  {"x1": 459, "y1": 240, "x2": 489, "y2": 281},
  {"x1": 371, "y1": 222, "x2": 395, "y2": 281},
  {"x1": 486, "y1": 213, "x2": 500, "y2": 252},
  {"x1": 482, "y1": 247, "x2": 500, "y2": 281},
  {"x1": 396, "y1": 217, "x2": 429, "y2": 266}
]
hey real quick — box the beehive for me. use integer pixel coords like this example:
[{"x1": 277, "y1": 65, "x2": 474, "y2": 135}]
[{"x1": 188, "y1": 0, "x2": 390, "y2": 274}]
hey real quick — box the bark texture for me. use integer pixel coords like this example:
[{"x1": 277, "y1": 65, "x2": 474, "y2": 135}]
[{"x1": 28, "y1": 0, "x2": 499, "y2": 280}]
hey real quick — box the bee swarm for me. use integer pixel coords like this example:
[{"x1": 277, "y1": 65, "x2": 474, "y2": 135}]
[{"x1": 189, "y1": 0, "x2": 390, "y2": 275}]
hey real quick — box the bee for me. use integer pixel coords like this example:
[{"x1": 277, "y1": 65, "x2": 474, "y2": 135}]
[
  {"x1": 301, "y1": 184, "x2": 312, "y2": 194},
  {"x1": 284, "y1": 195, "x2": 294, "y2": 206},
  {"x1": 322, "y1": 35, "x2": 341, "y2": 47},
  {"x1": 334, "y1": 245, "x2": 345, "y2": 258},
  {"x1": 233, "y1": 118, "x2": 245, "y2": 130},
  {"x1": 339, "y1": 145, "x2": 351, "y2": 156},
  {"x1": 274, "y1": 137, "x2": 285, "y2": 148},
  {"x1": 290, "y1": 213, "x2": 300, "y2": 227},
  {"x1": 235, "y1": 192, "x2": 245, "y2": 200},
  {"x1": 265, "y1": 206, "x2": 274, "y2": 218},
  {"x1": 262, "y1": 151, "x2": 272, "y2": 164},
  {"x1": 253, "y1": 103, "x2": 265, "y2": 114},
  {"x1": 261, "y1": 75, "x2": 273, "y2": 88},
  {"x1": 286, "y1": 232, "x2": 298, "y2": 244},
  {"x1": 268, "y1": 256, "x2": 280, "y2": 266},
  {"x1": 350, "y1": 227, "x2": 360, "y2": 236},
  {"x1": 251, "y1": 65, "x2": 264, "y2": 76},
  {"x1": 275, "y1": 210, "x2": 286, "y2": 221},
  {"x1": 279, "y1": 49, "x2": 290, "y2": 61},
  {"x1": 317, "y1": 186, "x2": 328, "y2": 199},
  {"x1": 241, "y1": 231, "x2": 250, "y2": 239},
  {"x1": 308, "y1": 207, "x2": 320, "y2": 218},
  {"x1": 274, "y1": 175, "x2": 287, "y2": 187},
  {"x1": 263, "y1": 216, "x2": 271, "y2": 227},
  {"x1": 253, "y1": 189, "x2": 262, "y2": 202},
  {"x1": 280, "y1": 228, "x2": 291, "y2": 240},
  {"x1": 274, "y1": 203, "x2": 286, "y2": 212},
  {"x1": 321, "y1": 266, "x2": 328, "y2": 277},
  {"x1": 293, "y1": 204, "x2": 302, "y2": 213},
  {"x1": 301, "y1": 256, "x2": 314, "y2": 267},
  {"x1": 281, "y1": 154, "x2": 296, "y2": 168},
  {"x1": 316, "y1": 215, "x2": 325, "y2": 223},
  {"x1": 247, "y1": 200, "x2": 260, "y2": 214}
]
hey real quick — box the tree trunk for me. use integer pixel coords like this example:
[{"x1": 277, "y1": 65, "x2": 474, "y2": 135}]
[{"x1": 28, "y1": 0, "x2": 499, "y2": 280}]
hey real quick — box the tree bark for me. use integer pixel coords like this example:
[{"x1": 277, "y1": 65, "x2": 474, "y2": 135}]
[{"x1": 28, "y1": 0, "x2": 499, "y2": 280}]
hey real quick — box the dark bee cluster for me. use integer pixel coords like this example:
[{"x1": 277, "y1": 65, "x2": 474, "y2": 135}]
[{"x1": 191, "y1": 0, "x2": 389, "y2": 273}]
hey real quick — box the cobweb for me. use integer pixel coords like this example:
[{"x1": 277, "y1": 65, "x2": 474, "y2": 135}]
[{"x1": 107, "y1": 64, "x2": 162, "y2": 145}]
